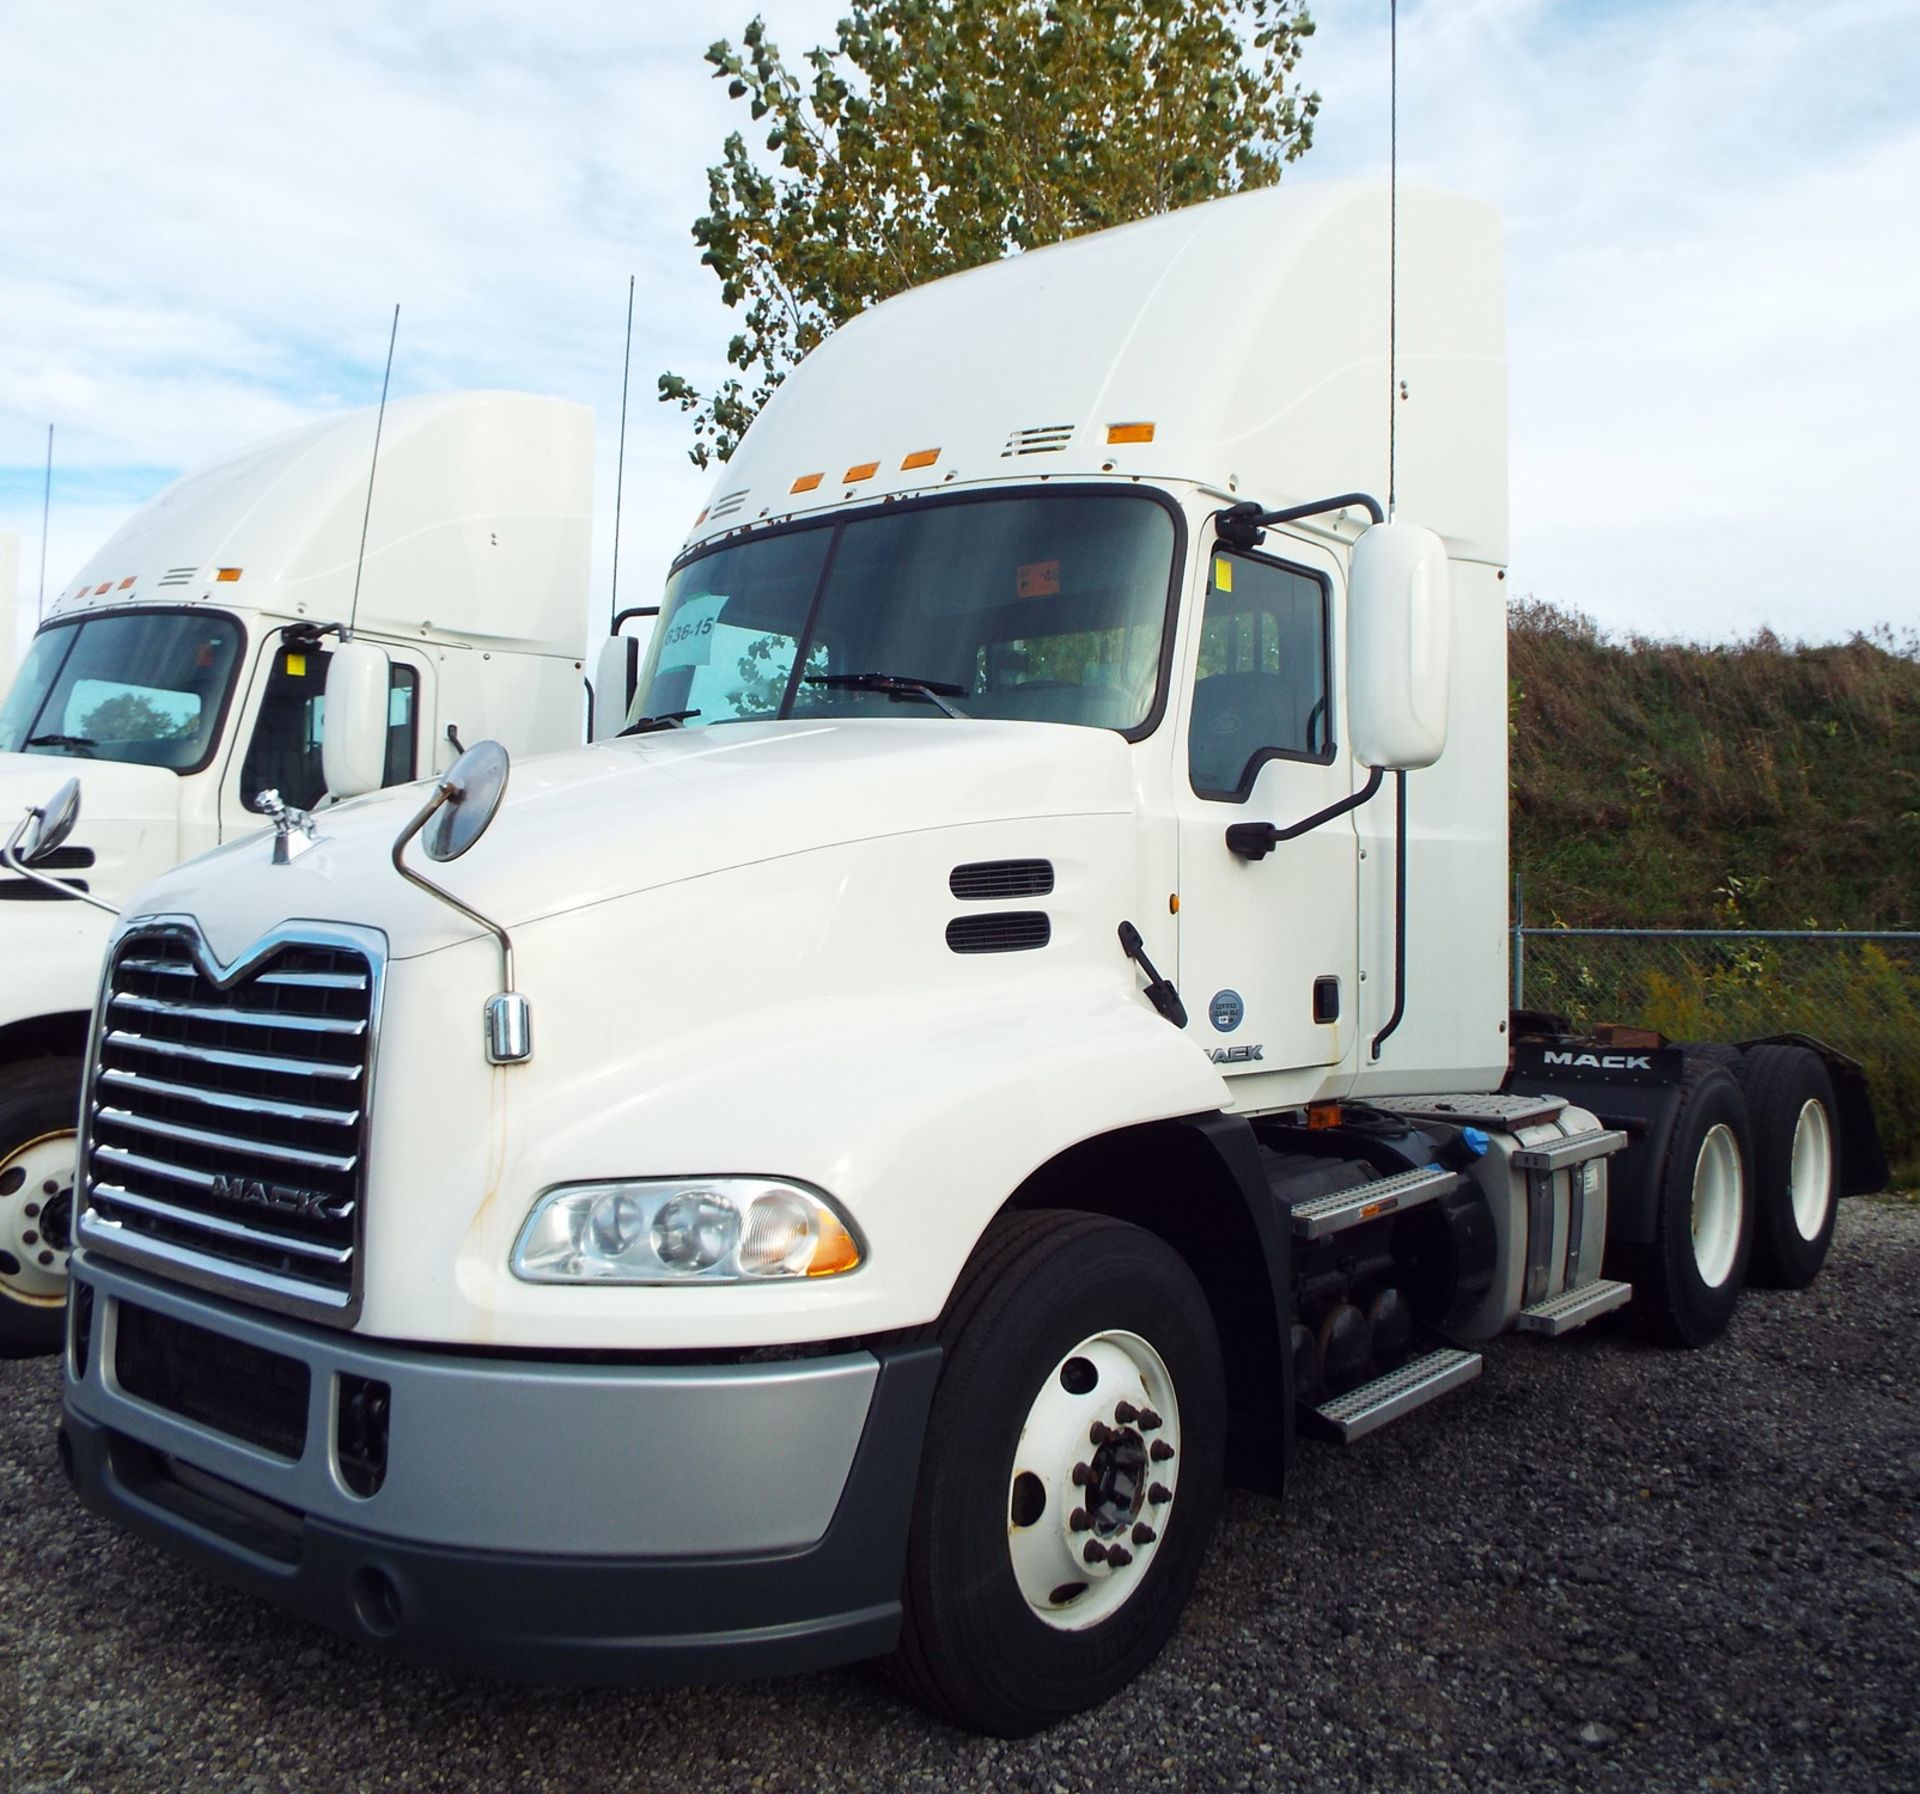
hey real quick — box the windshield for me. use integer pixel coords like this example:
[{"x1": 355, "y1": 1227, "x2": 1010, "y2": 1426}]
[
  {"x1": 0, "y1": 611, "x2": 243, "y2": 771},
  {"x1": 632, "y1": 491, "x2": 1178, "y2": 733}
]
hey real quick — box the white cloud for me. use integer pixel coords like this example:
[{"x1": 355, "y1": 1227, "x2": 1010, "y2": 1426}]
[{"x1": 3, "y1": 0, "x2": 1916, "y2": 648}]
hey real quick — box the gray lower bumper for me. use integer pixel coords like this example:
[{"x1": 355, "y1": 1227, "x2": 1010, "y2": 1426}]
[{"x1": 60, "y1": 1253, "x2": 941, "y2": 1684}]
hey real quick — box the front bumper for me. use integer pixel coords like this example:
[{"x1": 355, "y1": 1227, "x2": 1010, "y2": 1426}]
[{"x1": 61, "y1": 1252, "x2": 940, "y2": 1684}]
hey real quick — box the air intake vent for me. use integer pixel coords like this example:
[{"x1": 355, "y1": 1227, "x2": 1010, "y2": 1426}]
[
  {"x1": 946, "y1": 912, "x2": 1051, "y2": 954},
  {"x1": 1001, "y1": 425, "x2": 1074, "y2": 457},
  {"x1": 156, "y1": 566, "x2": 198, "y2": 588},
  {"x1": 0, "y1": 844, "x2": 95, "y2": 899},
  {"x1": 81, "y1": 927, "x2": 379, "y2": 1323},
  {"x1": 950, "y1": 859, "x2": 1054, "y2": 901},
  {"x1": 706, "y1": 488, "x2": 750, "y2": 521}
]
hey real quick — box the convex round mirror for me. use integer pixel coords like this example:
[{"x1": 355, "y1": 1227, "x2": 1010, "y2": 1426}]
[
  {"x1": 425, "y1": 740, "x2": 510, "y2": 862},
  {"x1": 24, "y1": 778, "x2": 82, "y2": 865}
]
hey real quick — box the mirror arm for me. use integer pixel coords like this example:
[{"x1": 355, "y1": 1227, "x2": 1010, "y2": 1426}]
[
  {"x1": 1, "y1": 811, "x2": 119, "y2": 915},
  {"x1": 1369, "y1": 772, "x2": 1410, "y2": 1062},
  {"x1": 390, "y1": 784, "x2": 530, "y2": 1066},
  {"x1": 1225, "y1": 765, "x2": 1385, "y2": 862},
  {"x1": 1216, "y1": 491, "x2": 1385, "y2": 550}
]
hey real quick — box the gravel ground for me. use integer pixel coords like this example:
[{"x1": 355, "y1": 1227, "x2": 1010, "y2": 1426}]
[{"x1": 4, "y1": 1198, "x2": 1917, "y2": 1794}]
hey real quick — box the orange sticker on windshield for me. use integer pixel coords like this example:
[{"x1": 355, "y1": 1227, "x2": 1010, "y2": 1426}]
[{"x1": 1017, "y1": 560, "x2": 1060, "y2": 599}]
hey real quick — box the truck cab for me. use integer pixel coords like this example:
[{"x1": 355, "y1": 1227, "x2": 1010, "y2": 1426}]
[{"x1": 0, "y1": 391, "x2": 591, "y2": 1350}]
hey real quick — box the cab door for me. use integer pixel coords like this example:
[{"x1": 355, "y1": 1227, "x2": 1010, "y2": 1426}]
[
  {"x1": 217, "y1": 636, "x2": 427, "y2": 839},
  {"x1": 1174, "y1": 540, "x2": 1359, "y2": 1099}
]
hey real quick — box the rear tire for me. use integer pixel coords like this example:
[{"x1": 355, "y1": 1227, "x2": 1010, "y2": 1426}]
[
  {"x1": 1623, "y1": 1060, "x2": 1753, "y2": 1348},
  {"x1": 0, "y1": 1058, "x2": 82, "y2": 1359},
  {"x1": 893, "y1": 1210, "x2": 1225, "y2": 1736},
  {"x1": 1738, "y1": 1045, "x2": 1840, "y2": 1289}
]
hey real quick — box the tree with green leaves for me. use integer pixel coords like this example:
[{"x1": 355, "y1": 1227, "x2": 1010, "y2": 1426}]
[{"x1": 659, "y1": 0, "x2": 1318, "y2": 467}]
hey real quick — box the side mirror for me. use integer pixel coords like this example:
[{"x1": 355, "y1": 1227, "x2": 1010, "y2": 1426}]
[
  {"x1": 321, "y1": 640, "x2": 392, "y2": 800},
  {"x1": 22, "y1": 776, "x2": 82, "y2": 864},
  {"x1": 1346, "y1": 522, "x2": 1452, "y2": 770},
  {"x1": 592, "y1": 608, "x2": 658, "y2": 741}
]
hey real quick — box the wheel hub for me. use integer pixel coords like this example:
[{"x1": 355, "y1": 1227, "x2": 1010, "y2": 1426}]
[
  {"x1": 0, "y1": 1130, "x2": 76, "y2": 1306},
  {"x1": 1006, "y1": 1329, "x2": 1179, "y2": 1632}
]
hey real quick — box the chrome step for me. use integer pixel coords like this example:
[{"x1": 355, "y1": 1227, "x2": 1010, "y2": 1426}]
[
  {"x1": 1510, "y1": 1128, "x2": 1629, "y2": 1172},
  {"x1": 1305, "y1": 1347, "x2": 1483, "y2": 1444},
  {"x1": 1287, "y1": 1166, "x2": 1459, "y2": 1240},
  {"x1": 1515, "y1": 1278, "x2": 1633, "y2": 1337}
]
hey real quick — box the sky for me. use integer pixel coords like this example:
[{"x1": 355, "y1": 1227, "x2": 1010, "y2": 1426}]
[{"x1": 2, "y1": 0, "x2": 1916, "y2": 656}]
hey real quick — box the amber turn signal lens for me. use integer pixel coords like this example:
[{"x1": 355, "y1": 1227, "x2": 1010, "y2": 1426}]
[
  {"x1": 791, "y1": 472, "x2": 824, "y2": 493},
  {"x1": 1106, "y1": 422, "x2": 1155, "y2": 444}
]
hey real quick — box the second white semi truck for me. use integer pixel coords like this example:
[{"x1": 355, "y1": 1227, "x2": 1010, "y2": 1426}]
[
  {"x1": 56, "y1": 182, "x2": 1884, "y2": 1734},
  {"x1": 0, "y1": 392, "x2": 598, "y2": 1352}
]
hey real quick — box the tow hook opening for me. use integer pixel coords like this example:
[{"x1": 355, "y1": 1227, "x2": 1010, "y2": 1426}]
[{"x1": 349, "y1": 1565, "x2": 404, "y2": 1638}]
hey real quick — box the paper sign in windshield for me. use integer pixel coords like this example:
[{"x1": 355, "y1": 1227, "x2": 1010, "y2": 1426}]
[
  {"x1": 1016, "y1": 560, "x2": 1060, "y2": 599},
  {"x1": 657, "y1": 593, "x2": 726, "y2": 671}
]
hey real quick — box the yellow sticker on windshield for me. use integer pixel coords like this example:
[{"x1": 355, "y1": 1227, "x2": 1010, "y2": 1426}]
[
  {"x1": 1213, "y1": 557, "x2": 1232, "y2": 592},
  {"x1": 285, "y1": 652, "x2": 307, "y2": 676}
]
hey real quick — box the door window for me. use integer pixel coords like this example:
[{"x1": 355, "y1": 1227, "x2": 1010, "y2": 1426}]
[
  {"x1": 1188, "y1": 550, "x2": 1330, "y2": 800},
  {"x1": 239, "y1": 647, "x2": 418, "y2": 811}
]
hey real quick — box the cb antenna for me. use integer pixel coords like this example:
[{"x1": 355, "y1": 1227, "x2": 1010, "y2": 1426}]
[
  {"x1": 1387, "y1": 0, "x2": 1399, "y2": 520},
  {"x1": 36, "y1": 424, "x2": 52, "y2": 622},
  {"x1": 610, "y1": 273, "x2": 635, "y2": 631},
  {"x1": 348, "y1": 303, "x2": 401, "y2": 636}
]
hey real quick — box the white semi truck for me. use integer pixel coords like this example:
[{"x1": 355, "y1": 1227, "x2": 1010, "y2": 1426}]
[
  {"x1": 0, "y1": 391, "x2": 595, "y2": 1352},
  {"x1": 57, "y1": 183, "x2": 1883, "y2": 1735}
]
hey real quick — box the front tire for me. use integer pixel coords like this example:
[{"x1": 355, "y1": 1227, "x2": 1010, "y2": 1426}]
[
  {"x1": 893, "y1": 1210, "x2": 1225, "y2": 1736},
  {"x1": 0, "y1": 1058, "x2": 82, "y2": 1359}
]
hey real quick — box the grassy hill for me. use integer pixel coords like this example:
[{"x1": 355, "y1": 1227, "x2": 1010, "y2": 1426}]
[
  {"x1": 1507, "y1": 602, "x2": 1920, "y2": 1174},
  {"x1": 1509, "y1": 602, "x2": 1920, "y2": 930}
]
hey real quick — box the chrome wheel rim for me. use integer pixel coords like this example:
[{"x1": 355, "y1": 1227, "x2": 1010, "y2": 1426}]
[
  {"x1": 1690, "y1": 1122, "x2": 1743, "y2": 1289},
  {"x1": 1007, "y1": 1329, "x2": 1179, "y2": 1632},
  {"x1": 0, "y1": 1129, "x2": 76, "y2": 1306},
  {"x1": 1788, "y1": 1099, "x2": 1835, "y2": 1243}
]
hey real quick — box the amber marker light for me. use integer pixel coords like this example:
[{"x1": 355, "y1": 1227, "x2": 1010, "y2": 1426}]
[
  {"x1": 843, "y1": 461, "x2": 880, "y2": 483},
  {"x1": 117, "y1": 577, "x2": 135, "y2": 590},
  {"x1": 807, "y1": 1210, "x2": 863, "y2": 1276},
  {"x1": 93, "y1": 584, "x2": 110, "y2": 595},
  {"x1": 1106, "y1": 422, "x2": 1155, "y2": 444},
  {"x1": 901, "y1": 448, "x2": 940, "y2": 471},
  {"x1": 215, "y1": 567, "x2": 243, "y2": 582},
  {"x1": 791, "y1": 472, "x2": 824, "y2": 494},
  {"x1": 1306, "y1": 1102, "x2": 1343, "y2": 1131}
]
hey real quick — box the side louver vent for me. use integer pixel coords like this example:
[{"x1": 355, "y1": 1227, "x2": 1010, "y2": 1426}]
[
  {"x1": 156, "y1": 566, "x2": 198, "y2": 588},
  {"x1": 706, "y1": 488, "x2": 750, "y2": 521},
  {"x1": 1001, "y1": 425, "x2": 1074, "y2": 457},
  {"x1": 0, "y1": 844, "x2": 95, "y2": 900},
  {"x1": 950, "y1": 859, "x2": 1054, "y2": 901},
  {"x1": 946, "y1": 912, "x2": 1051, "y2": 955}
]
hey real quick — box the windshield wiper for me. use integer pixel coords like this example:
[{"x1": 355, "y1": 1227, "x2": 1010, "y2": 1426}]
[
  {"x1": 25, "y1": 734, "x2": 97, "y2": 756},
  {"x1": 805, "y1": 673, "x2": 967, "y2": 718},
  {"x1": 618, "y1": 709, "x2": 701, "y2": 737}
]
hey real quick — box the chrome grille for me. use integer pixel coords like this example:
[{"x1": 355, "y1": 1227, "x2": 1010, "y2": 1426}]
[{"x1": 80, "y1": 925, "x2": 381, "y2": 1324}]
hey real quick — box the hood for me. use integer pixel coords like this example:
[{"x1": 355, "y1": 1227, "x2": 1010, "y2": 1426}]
[
  {"x1": 125, "y1": 719, "x2": 1137, "y2": 966},
  {"x1": 0, "y1": 752, "x2": 181, "y2": 908}
]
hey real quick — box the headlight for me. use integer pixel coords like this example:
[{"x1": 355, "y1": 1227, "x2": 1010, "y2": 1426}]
[{"x1": 510, "y1": 1178, "x2": 864, "y2": 1284}]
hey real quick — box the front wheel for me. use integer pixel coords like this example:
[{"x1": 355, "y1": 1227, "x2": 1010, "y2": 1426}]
[
  {"x1": 893, "y1": 1211, "x2": 1225, "y2": 1736},
  {"x1": 0, "y1": 1058, "x2": 83, "y2": 1358}
]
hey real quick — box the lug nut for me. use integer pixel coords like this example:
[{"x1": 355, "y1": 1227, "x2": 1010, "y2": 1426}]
[
  {"x1": 1083, "y1": 1540, "x2": 1108, "y2": 1565},
  {"x1": 1071, "y1": 1462, "x2": 1092, "y2": 1486},
  {"x1": 1113, "y1": 1400, "x2": 1139, "y2": 1424},
  {"x1": 1132, "y1": 1522, "x2": 1157, "y2": 1546},
  {"x1": 1149, "y1": 1482, "x2": 1173, "y2": 1505},
  {"x1": 1070, "y1": 1508, "x2": 1092, "y2": 1532},
  {"x1": 1138, "y1": 1408, "x2": 1163, "y2": 1431},
  {"x1": 1088, "y1": 1420, "x2": 1111, "y2": 1446},
  {"x1": 1150, "y1": 1439, "x2": 1175, "y2": 1462},
  {"x1": 1106, "y1": 1546, "x2": 1134, "y2": 1568}
]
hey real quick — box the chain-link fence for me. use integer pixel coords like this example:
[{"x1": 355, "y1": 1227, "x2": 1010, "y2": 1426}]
[{"x1": 1512, "y1": 926, "x2": 1920, "y2": 1173}]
